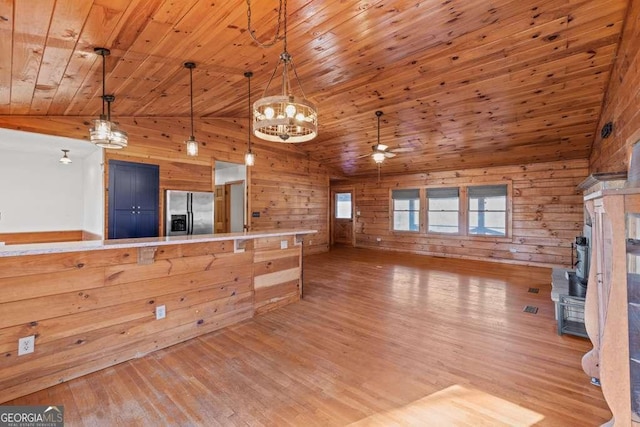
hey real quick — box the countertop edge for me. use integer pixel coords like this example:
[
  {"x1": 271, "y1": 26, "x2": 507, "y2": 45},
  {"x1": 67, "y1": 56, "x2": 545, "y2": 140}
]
[{"x1": 0, "y1": 229, "x2": 318, "y2": 257}]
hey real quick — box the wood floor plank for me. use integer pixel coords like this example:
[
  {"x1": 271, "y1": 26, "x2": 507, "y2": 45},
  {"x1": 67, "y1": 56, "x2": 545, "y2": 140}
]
[{"x1": 6, "y1": 247, "x2": 610, "y2": 425}]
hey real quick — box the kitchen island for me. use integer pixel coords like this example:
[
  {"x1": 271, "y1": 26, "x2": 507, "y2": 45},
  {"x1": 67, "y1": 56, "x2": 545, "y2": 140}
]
[{"x1": 0, "y1": 229, "x2": 315, "y2": 403}]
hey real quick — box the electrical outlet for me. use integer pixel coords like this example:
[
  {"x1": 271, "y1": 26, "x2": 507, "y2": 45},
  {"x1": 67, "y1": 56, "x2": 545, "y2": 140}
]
[
  {"x1": 155, "y1": 305, "x2": 166, "y2": 320},
  {"x1": 18, "y1": 335, "x2": 35, "y2": 356},
  {"x1": 510, "y1": 248, "x2": 517, "y2": 253},
  {"x1": 376, "y1": 237, "x2": 382, "y2": 242},
  {"x1": 280, "y1": 240, "x2": 288, "y2": 249}
]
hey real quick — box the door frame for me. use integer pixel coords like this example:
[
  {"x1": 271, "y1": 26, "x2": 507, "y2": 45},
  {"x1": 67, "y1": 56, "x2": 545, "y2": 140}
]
[{"x1": 330, "y1": 185, "x2": 356, "y2": 247}]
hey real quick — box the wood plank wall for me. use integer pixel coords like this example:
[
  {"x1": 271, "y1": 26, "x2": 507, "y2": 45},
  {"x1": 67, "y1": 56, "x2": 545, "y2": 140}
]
[
  {"x1": 332, "y1": 159, "x2": 588, "y2": 268},
  {"x1": 0, "y1": 236, "x2": 303, "y2": 403},
  {"x1": 0, "y1": 116, "x2": 330, "y2": 254},
  {"x1": 590, "y1": 0, "x2": 640, "y2": 173},
  {"x1": 253, "y1": 235, "x2": 302, "y2": 314}
]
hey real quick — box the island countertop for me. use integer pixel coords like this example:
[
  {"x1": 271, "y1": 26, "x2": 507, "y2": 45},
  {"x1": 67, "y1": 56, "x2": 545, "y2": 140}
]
[{"x1": 0, "y1": 229, "x2": 317, "y2": 257}]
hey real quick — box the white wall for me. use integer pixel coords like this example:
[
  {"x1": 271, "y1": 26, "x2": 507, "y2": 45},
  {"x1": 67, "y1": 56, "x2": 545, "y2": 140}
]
[
  {"x1": 82, "y1": 149, "x2": 105, "y2": 237},
  {"x1": 215, "y1": 162, "x2": 246, "y2": 184},
  {"x1": 0, "y1": 128, "x2": 103, "y2": 236}
]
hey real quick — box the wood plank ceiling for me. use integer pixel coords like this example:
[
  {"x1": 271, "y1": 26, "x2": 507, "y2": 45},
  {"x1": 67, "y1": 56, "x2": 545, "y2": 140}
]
[{"x1": 0, "y1": 0, "x2": 631, "y2": 177}]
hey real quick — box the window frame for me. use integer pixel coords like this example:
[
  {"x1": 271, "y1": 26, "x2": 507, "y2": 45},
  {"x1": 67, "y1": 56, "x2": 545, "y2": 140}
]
[
  {"x1": 467, "y1": 184, "x2": 509, "y2": 237},
  {"x1": 389, "y1": 188, "x2": 423, "y2": 233},
  {"x1": 419, "y1": 181, "x2": 512, "y2": 240}
]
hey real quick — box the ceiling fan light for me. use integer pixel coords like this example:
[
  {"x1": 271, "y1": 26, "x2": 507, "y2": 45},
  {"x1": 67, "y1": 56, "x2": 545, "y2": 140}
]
[{"x1": 372, "y1": 151, "x2": 386, "y2": 163}]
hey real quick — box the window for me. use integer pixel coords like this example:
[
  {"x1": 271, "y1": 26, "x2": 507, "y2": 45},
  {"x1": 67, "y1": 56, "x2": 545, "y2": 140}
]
[
  {"x1": 335, "y1": 192, "x2": 352, "y2": 219},
  {"x1": 427, "y1": 187, "x2": 459, "y2": 233},
  {"x1": 468, "y1": 185, "x2": 508, "y2": 236},
  {"x1": 392, "y1": 189, "x2": 420, "y2": 231}
]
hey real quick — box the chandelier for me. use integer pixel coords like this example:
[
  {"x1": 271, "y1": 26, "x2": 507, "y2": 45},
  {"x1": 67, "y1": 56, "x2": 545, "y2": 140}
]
[
  {"x1": 247, "y1": 0, "x2": 317, "y2": 143},
  {"x1": 184, "y1": 61, "x2": 199, "y2": 157},
  {"x1": 89, "y1": 47, "x2": 128, "y2": 149}
]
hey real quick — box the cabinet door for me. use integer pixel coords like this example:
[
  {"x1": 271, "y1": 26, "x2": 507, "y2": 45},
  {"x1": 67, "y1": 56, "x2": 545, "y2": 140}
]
[
  {"x1": 108, "y1": 160, "x2": 159, "y2": 239},
  {"x1": 135, "y1": 165, "x2": 159, "y2": 211},
  {"x1": 110, "y1": 162, "x2": 137, "y2": 210},
  {"x1": 110, "y1": 210, "x2": 137, "y2": 239},
  {"x1": 136, "y1": 210, "x2": 159, "y2": 238}
]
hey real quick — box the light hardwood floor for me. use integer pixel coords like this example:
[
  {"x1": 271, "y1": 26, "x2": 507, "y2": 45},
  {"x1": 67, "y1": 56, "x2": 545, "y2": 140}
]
[{"x1": 7, "y1": 247, "x2": 610, "y2": 425}]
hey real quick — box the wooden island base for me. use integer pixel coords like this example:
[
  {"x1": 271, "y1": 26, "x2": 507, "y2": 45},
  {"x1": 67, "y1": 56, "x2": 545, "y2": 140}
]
[{"x1": 0, "y1": 231, "x2": 313, "y2": 403}]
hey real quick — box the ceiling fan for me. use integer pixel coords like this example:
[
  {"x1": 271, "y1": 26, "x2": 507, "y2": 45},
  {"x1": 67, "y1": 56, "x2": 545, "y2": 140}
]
[{"x1": 357, "y1": 110, "x2": 412, "y2": 163}]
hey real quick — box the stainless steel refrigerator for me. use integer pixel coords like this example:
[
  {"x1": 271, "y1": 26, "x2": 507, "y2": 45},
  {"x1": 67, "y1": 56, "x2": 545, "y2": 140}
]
[{"x1": 165, "y1": 190, "x2": 214, "y2": 236}]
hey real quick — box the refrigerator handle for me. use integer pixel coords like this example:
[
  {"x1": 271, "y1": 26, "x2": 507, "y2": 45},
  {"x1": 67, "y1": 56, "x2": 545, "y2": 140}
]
[{"x1": 188, "y1": 193, "x2": 194, "y2": 235}]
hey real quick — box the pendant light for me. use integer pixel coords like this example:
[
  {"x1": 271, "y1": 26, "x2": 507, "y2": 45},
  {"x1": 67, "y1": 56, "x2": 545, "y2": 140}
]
[
  {"x1": 59, "y1": 149, "x2": 72, "y2": 164},
  {"x1": 244, "y1": 71, "x2": 256, "y2": 166},
  {"x1": 247, "y1": 0, "x2": 318, "y2": 143},
  {"x1": 89, "y1": 47, "x2": 127, "y2": 149},
  {"x1": 184, "y1": 62, "x2": 199, "y2": 157},
  {"x1": 372, "y1": 111, "x2": 386, "y2": 164}
]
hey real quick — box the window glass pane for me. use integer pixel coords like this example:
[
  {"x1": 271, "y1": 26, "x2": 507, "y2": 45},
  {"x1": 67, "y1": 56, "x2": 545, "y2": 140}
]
[
  {"x1": 335, "y1": 192, "x2": 351, "y2": 219},
  {"x1": 392, "y1": 188, "x2": 420, "y2": 232},
  {"x1": 427, "y1": 187, "x2": 459, "y2": 234},
  {"x1": 394, "y1": 199, "x2": 411, "y2": 210},
  {"x1": 428, "y1": 212, "x2": 459, "y2": 233},
  {"x1": 468, "y1": 185, "x2": 507, "y2": 236},
  {"x1": 430, "y1": 198, "x2": 458, "y2": 211}
]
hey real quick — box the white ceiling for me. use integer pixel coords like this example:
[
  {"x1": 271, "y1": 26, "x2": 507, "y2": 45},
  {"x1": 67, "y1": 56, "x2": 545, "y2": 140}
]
[{"x1": 0, "y1": 128, "x2": 99, "y2": 159}]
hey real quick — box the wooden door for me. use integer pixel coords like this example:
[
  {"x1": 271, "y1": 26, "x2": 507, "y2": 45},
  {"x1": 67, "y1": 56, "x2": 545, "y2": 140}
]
[
  {"x1": 225, "y1": 180, "x2": 245, "y2": 233},
  {"x1": 332, "y1": 190, "x2": 353, "y2": 246},
  {"x1": 215, "y1": 185, "x2": 226, "y2": 233}
]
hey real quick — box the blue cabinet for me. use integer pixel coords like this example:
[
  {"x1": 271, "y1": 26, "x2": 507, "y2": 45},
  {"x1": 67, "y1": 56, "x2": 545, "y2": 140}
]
[{"x1": 108, "y1": 160, "x2": 159, "y2": 239}]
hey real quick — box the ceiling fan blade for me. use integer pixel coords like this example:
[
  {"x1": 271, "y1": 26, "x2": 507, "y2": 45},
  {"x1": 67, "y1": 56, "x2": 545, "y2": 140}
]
[
  {"x1": 355, "y1": 152, "x2": 371, "y2": 159},
  {"x1": 385, "y1": 152, "x2": 396, "y2": 158},
  {"x1": 389, "y1": 147, "x2": 413, "y2": 153}
]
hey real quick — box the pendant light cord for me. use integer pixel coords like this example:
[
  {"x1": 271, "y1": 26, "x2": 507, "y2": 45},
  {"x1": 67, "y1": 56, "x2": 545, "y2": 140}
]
[
  {"x1": 246, "y1": 71, "x2": 252, "y2": 151},
  {"x1": 189, "y1": 65, "x2": 195, "y2": 138},
  {"x1": 101, "y1": 51, "x2": 106, "y2": 116}
]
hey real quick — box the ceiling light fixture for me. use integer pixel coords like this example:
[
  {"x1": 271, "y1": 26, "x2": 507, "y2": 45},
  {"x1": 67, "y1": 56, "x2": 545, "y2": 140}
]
[
  {"x1": 89, "y1": 47, "x2": 127, "y2": 149},
  {"x1": 184, "y1": 62, "x2": 199, "y2": 157},
  {"x1": 59, "y1": 149, "x2": 72, "y2": 164},
  {"x1": 244, "y1": 71, "x2": 256, "y2": 166},
  {"x1": 247, "y1": 0, "x2": 317, "y2": 143}
]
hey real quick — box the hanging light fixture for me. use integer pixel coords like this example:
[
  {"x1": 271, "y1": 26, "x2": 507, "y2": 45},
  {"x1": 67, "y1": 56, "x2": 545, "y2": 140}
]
[
  {"x1": 59, "y1": 149, "x2": 72, "y2": 164},
  {"x1": 89, "y1": 47, "x2": 127, "y2": 149},
  {"x1": 372, "y1": 111, "x2": 386, "y2": 164},
  {"x1": 244, "y1": 71, "x2": 256, "y2": 166},
  {"x1": 247, "y1": 0, "x2": 318, "y2": 143},
  {"x1": 184, "y1": 62, "x2": 199, "y2": 157}
]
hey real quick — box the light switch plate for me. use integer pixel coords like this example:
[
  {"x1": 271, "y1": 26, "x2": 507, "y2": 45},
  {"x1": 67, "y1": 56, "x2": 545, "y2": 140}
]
[
  {"x1": 280, "y1": 240, "x2": 288, "y2": 249},
  {"x1": 155, "y1": 305, "x2": 166, "y2": 320}
]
